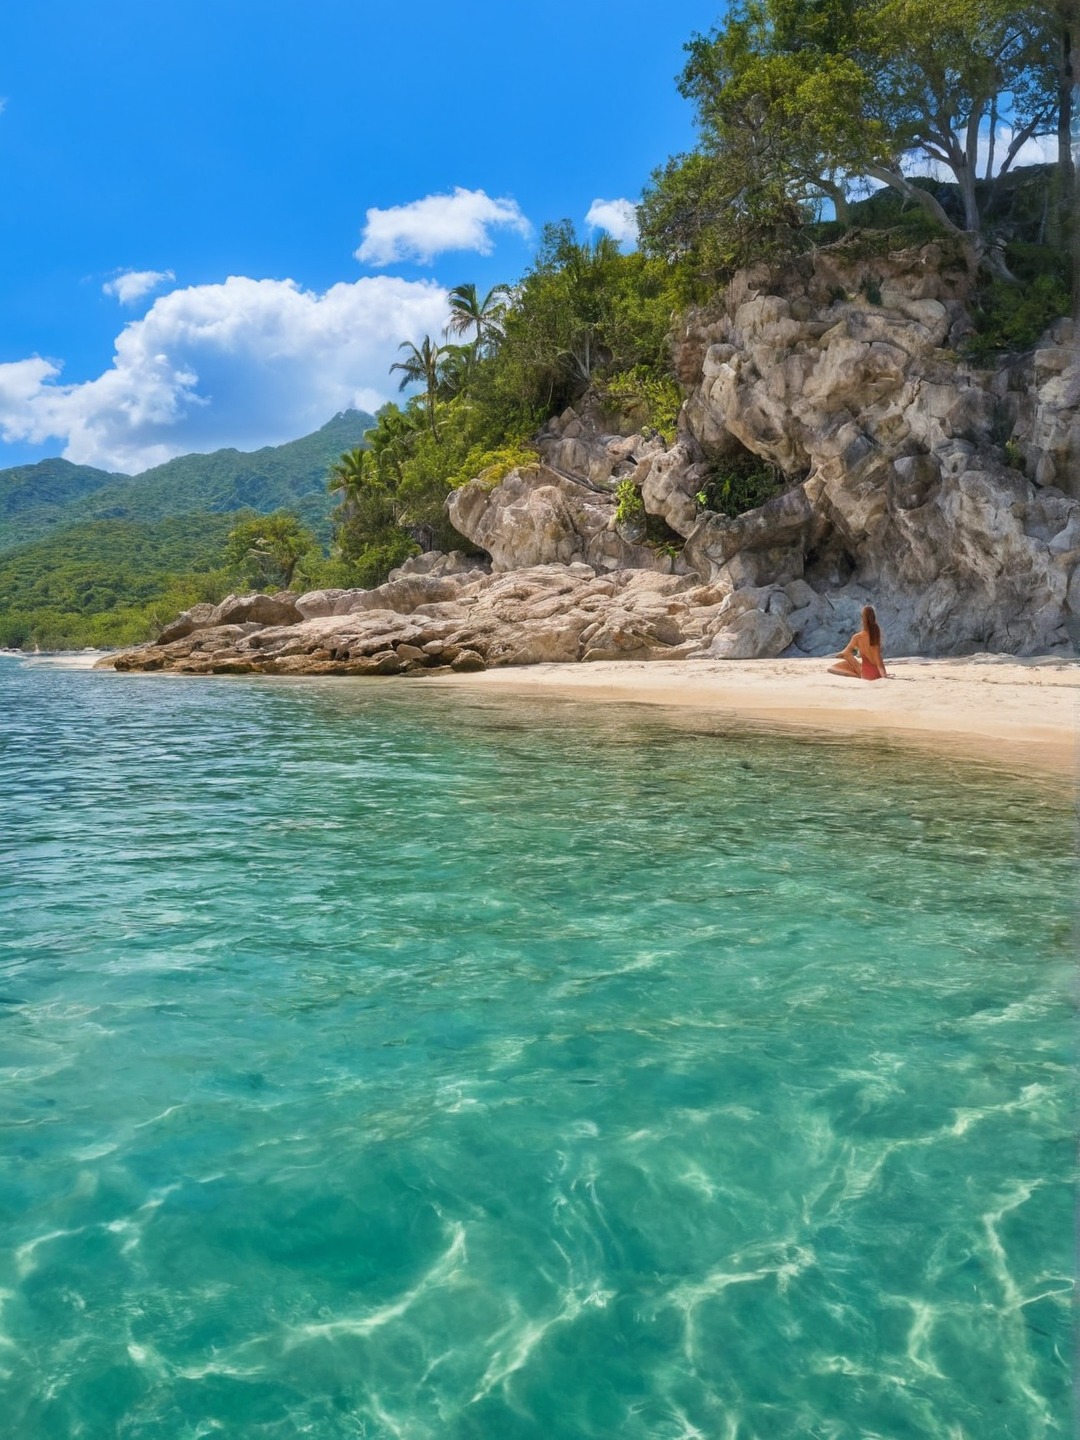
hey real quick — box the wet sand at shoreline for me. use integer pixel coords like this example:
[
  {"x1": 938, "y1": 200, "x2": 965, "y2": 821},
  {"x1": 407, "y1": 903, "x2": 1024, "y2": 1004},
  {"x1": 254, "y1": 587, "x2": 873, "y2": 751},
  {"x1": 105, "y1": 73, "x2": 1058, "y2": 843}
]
[{"x1": 426, "y1": 656, "x2": 1079, "y2": 779}]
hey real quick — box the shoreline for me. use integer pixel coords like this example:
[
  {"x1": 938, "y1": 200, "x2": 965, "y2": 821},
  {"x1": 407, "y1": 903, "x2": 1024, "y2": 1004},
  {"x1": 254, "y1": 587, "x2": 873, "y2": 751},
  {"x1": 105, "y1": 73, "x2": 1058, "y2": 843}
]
[
  {"x1": 14, "y1": 649, "x2": 1078, "y2": 779},
  {"x1": 423, "y1": 656, "x2": 1079, "y2": 780}
]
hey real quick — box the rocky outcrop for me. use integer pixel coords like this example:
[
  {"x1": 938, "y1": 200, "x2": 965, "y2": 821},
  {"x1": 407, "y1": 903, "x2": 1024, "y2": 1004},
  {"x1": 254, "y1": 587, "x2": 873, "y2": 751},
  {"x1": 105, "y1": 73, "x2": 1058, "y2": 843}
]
[
  {"x1": 1002, "y1": 319, "x2": 1080, "y2": 495},
  {"x1": 100, "y1": 243, "x2": 1079, "y2": 675},
  {"x1": 446, "y1": 463, "x2": 686, "y2": 575},
  {"x1": 669, "y1": 249, "x2": 1079, "y2": 655},
  {"x1": 101, "y1": 564, "x2": 737, "y2": 675}
]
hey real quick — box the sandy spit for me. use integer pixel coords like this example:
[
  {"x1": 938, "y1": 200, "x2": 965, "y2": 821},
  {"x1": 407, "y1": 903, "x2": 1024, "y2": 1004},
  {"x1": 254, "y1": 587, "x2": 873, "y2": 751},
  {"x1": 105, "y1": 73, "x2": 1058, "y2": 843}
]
[{"x1": 424, "y1": 656, "x2": 1079, "y2": 780}]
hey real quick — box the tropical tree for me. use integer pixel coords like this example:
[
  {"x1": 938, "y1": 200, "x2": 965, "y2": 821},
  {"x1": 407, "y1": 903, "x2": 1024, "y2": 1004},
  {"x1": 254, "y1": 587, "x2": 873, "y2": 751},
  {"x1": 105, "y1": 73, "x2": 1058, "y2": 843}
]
[
  {"x1": 446, "y1": 282, "x2": 512, "y2": 362},
  {"x1": 435, "y1": 343, "x2": 475, "y2": 399},
  {"x1": 492, "y1": 222, "x2": 683, "y2": 412},
  {"x1": 390, "y1": 336, "x2": 443, "y2": 439},
  {"x1": 327, "y1": 447, "x2": 375, "y2": 505},
  {"x1": 224, "y1": 512, "x2": 317, "y2": 590},
  {"x1": 365, "y1": 403, "x2": 421, "y2": 484},
  {"x1": 647, "y1": 0, "x2": 1061, "y2": 276}
]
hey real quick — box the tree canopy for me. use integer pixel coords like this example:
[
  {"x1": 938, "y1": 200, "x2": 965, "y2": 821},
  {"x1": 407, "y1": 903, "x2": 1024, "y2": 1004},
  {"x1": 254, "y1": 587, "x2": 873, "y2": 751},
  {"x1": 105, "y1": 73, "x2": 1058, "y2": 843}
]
[
  {"x1": 223, "y1": 512, "x2": 318, "y2": 591},
  {"x1": 641, "y1": 0, "x2": 1069, "y2": 277}
]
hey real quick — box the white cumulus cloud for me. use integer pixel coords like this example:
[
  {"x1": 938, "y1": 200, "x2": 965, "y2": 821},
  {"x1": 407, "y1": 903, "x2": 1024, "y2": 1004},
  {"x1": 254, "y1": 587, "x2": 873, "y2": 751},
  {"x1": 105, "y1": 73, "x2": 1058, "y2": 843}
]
[
  {"x1": 585, "y1": 198, "x2": 639, "y2": 247},
  {"x1": 0, "y1": 275, "x2": 450, "y2": 473},
  {"x1": 356, "y1": 187, "x2": 530, "y2": 266},
  {"x1": 103, "y1": 268, "x2": 176, "y2": 305},
  {"x1": 906, "y1": 127, "x2": 1058, "y2": 183}
]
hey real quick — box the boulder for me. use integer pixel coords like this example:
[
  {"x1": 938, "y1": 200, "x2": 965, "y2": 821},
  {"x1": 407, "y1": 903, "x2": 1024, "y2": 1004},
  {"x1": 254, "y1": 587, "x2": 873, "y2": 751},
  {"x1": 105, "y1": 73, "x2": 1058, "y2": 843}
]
[
  {"x1": 636, "y1": 443, "x2": 710, "y2": 538},
  {"x1": 697, "y1": 608, "x2": 793, "y2": 659},
  {"x1": 157, "y1": 603, "x2": 217, "y2": 643},
  {"x1": 295, "y1": 589, "x2": 348, "y2": 620},
  {"x1": 207, "y1": 593, "x2": 302, "y2": 628},
  {"x1": 447, "y1": 464, "x2": 669, "y2": 573},
  {"x1": 388, "y1": 550, "x2": 490, "y2": 581}
]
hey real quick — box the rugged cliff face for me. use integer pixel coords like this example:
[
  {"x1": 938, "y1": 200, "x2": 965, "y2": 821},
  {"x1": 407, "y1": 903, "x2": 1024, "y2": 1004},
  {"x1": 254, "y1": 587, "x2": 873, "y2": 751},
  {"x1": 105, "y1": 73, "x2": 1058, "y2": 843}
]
[
  {"x1": 101, "y1": 246, "x2": 1079, "y2": 675},
  {"x1": 448, "y1": 245, "x2": 1079, "y2": 658}
]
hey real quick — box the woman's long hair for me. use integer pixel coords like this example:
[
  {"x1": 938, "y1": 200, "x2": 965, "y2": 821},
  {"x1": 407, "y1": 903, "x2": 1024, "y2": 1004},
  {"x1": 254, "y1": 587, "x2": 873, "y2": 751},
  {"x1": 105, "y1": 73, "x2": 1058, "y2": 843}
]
[{"x1": 862, "y1": 604, "x2": 881, "y2": 648}]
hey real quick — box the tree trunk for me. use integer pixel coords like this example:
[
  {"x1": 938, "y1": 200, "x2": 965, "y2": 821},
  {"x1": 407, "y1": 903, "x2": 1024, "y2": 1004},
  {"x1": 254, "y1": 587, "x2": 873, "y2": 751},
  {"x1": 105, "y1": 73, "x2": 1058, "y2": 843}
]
[
  {"x1": 864, "y1": 164, "x2": 978, "y2": 271},
  {"x1": 862, "y1": 162, "x2": 1024, "y2": 282},
  {"x1": 959, "y1": 125, "x2": 981, "y2": 235},
  {"x1": 1058, "y1": 17, "x2": 1079, "y2": 321},
  {"x1": 817, "y1": 179, "x2": 850, "y2": 226}
]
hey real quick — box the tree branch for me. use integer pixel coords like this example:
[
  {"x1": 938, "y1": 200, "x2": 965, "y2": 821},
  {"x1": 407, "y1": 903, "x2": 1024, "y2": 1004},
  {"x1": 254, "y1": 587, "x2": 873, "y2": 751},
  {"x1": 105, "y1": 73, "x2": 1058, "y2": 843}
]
[
  {"x1": 996, "y1": 108, "x2": 1056, "y2": 181},
  {"x1": 863, "y1": 163, "x2": 975, "y2": 261}
]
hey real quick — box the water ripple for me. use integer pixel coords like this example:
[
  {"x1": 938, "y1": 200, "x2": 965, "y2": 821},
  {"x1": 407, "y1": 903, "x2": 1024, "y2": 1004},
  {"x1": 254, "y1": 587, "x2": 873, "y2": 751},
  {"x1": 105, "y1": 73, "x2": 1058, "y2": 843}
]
[{"x1": 0, "y1": 657, "x2": 1073, "y2": 1437}]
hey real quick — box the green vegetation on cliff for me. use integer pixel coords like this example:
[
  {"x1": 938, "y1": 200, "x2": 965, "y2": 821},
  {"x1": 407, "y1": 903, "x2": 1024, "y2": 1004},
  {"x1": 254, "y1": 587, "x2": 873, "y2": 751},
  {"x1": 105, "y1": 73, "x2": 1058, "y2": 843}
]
[
  {"x1": 323, "y1": 0, "x2": 1070, "y2": 587},
  {"x1": 324, "y1": 227, "x2": 692, "y2": 584}
]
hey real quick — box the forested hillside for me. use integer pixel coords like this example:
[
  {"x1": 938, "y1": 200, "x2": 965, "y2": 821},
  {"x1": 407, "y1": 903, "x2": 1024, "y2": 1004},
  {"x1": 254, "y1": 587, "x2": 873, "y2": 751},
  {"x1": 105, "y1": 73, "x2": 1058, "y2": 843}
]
[
  {"x1": 0, "y1": 410, "x2": 376, "y2": 648},
  {"x1": 0, "y1": 514, "x2": 241, "y2": 650},
  {"x1": 0, "y1": 409, "x2": 374, "y2": 552}
]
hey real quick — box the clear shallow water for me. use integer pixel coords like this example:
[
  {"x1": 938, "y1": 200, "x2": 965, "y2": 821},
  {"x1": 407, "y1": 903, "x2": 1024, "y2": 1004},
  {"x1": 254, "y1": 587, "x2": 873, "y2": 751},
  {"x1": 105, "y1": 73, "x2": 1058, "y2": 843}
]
[{"x1": 0, "y1": 657, "x2": 1073, "y2": 1440}]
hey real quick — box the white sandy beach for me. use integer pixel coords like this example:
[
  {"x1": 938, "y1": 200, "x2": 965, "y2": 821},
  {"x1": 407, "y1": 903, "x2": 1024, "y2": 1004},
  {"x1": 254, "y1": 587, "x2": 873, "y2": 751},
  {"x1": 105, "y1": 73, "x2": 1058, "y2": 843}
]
[{"x1": 428, "y1": 656, "x2": 1079, "y2": 779}]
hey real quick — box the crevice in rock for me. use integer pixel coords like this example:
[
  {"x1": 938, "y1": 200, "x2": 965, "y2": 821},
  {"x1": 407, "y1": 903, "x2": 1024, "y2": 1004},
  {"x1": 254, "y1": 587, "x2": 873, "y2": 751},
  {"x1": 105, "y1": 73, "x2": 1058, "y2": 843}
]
[{"x1": 803, "y1": 533, "x2": 859, "y2": 590}]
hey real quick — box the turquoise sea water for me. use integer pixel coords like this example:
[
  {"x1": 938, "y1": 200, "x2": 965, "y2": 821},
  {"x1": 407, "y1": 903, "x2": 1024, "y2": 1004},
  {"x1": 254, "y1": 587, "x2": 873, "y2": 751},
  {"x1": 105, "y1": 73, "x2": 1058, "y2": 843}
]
[{"x1": 0, "y1": 656, "x2": 1073, "y2": 1439}]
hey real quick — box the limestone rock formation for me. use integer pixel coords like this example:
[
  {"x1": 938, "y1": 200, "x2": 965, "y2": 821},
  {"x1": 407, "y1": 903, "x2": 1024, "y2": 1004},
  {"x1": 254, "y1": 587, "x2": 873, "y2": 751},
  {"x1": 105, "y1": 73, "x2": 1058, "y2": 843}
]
[
  {"x1": 670, "y1": 247, "x2": 1079, "y2": 655},
  {"x1": 102, "y1": 564, "x2": 722, "y2": 675},
  {"x1": 446, "y1": 463, "x2": 685, "y2": 575}
]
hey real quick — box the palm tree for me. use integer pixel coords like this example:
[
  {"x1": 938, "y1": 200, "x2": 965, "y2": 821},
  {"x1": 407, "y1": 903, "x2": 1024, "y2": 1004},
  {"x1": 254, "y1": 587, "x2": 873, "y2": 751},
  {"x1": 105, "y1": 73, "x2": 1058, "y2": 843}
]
[
  {"x1": 365, "y1": 404, "x2": 419, "y2": 484},
  {"x1": 390, "y1": 336, "x2": 443, "y2": 440},
  {"x1": 327, "y1": 446, "x2": 373, "y2": 504},
  {"x1": 446, "y1": 282, "x2": 511, "y2": 363},
  {"x1": 436, "y1": 342, "x2": 474, "y2": 399},
  {"x1": 327, "y1": 443, "x2": 409, "y2": 560}
]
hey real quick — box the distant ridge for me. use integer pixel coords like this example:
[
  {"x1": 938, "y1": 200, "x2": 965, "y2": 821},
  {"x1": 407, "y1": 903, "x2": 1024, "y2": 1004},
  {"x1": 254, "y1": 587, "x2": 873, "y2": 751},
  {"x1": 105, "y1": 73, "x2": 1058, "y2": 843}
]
[{"x1": 0, "y1": 409, "x2": 375, "y2": 553}]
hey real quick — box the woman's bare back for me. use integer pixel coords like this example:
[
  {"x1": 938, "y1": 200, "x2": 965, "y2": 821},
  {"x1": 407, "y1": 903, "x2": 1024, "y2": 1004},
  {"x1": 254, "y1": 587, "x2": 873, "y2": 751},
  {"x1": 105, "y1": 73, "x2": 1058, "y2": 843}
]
[{"x1": 828, "y1": 628, "x2": 887, "y2": 680}]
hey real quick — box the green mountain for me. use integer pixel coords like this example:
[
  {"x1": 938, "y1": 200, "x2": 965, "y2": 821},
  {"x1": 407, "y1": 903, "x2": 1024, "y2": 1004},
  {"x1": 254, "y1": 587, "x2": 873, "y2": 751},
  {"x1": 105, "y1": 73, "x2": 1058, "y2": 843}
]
[{"x1": 0, "y1": 408, "x2": 374, "y2": 552}]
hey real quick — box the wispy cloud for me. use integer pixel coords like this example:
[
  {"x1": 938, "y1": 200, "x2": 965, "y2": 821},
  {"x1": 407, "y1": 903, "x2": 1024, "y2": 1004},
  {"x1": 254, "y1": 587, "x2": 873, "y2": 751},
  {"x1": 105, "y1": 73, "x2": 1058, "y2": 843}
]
[
  {"x1": 0, "y1": 275, "x2": 450, "y2": 472},
  {"x1": 103, "y1": 269, "x2": 176, "y2": 305},
  {"x1": 585, "y1": 198, "x2": 639, "y2": 247},
  {"x1": 356, "y1": 187, "x2": 530, "y2": 266}
]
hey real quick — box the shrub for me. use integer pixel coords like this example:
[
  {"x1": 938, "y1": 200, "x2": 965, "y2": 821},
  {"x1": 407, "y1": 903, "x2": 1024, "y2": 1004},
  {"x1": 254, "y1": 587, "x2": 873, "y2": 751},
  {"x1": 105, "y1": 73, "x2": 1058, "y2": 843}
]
[
  {"x1": 965, "y1": 242, "x2": 1071, "y2": 361},
  {"x1": 966, "y1": 271, "x2": 1071, "y2": 361},
  {"x1": 593, "y1": 367, "x2": 683, "y2": 443},
  {"x1": 448, "y1": 443, "x2": 540, "y2": 490},
  {"x1": 614, "y1": 478, "x2": 647, "y2": 527},
  {"x1": 696, "y1": 450, "x2": 788, "y2": 516}
]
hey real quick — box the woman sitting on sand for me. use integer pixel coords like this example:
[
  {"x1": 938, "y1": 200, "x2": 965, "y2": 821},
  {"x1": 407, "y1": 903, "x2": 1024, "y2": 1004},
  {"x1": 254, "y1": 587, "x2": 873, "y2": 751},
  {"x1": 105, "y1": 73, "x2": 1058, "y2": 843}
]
[{"x1": 829, "y1": 604, "x2": 889, "y2": 680}]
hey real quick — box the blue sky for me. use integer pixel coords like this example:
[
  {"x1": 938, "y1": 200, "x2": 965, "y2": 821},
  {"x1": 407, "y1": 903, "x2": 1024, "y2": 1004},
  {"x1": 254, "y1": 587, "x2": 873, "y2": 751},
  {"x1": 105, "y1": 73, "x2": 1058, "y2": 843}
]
[{"x1": 0, "y1": 0, "x2": 711, "y2": 472}]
